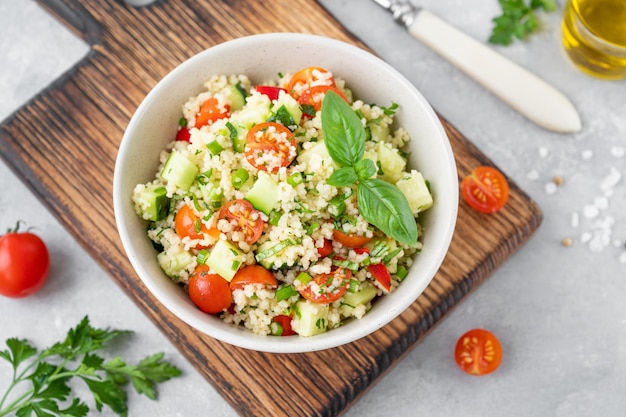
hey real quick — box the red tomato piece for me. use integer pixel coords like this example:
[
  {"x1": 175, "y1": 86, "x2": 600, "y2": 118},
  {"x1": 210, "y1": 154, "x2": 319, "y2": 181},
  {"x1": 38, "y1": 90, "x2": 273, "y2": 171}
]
[
  {"x1": 368, "y1": 263, "x2": 391, "y2": 292},
  {"x1": 454, "y1": 328, "x2": 503, "y2": 376},
  {"x1": 218, "y1": 200, "x2": 265, "y2": 245},
  {"x1": 332, "y1": 229, "x2": 372, "y2": 248},
  {"x1": 272, "y1": 314, "x2": 296, "y2": 336},
  {"x1": 175, "y1": 126, "x2": 191, "y2": 142},
  {"x1": 255, "y1": 85, "x2": 287, "y2": 101},
  {"x1": 287, "y1": 67, "x2": 335, "y2": 99},
  {"x1": 0, "y1": 227, "x2": 50, "y2": 298},
  {"x1": 317, "y1": 239, "x2": 333, "y2": 257},
  {"x1": 195, "y1": 97, "x2": 229, "y2": 128},
  {"x1": 298, "y1": 268, "x2": 351, "y2": 304},
  {"x1": 175, "y1": 204, "x2": 211, "y2": 246},
  {"x1": 298, "y1": 85, "x2": 349, "y2": 114},
  {"x1": 230, "y1": 264, "x2": 278, "y2": 291},
  {"x1": 461, "y1": 166, "x2": 510, "y2": 213},
  {"x1": 244, "y1": 122, "x2": 297, "y2": 173},
  {"x1": 188, "y1": 264, "x2": 232, "y2": 314}
]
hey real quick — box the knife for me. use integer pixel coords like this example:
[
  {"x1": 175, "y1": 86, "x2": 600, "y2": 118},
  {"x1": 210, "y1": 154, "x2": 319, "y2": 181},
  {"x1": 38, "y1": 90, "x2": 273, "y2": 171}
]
[{"x1": 372, "y1": 0, "x2": 582, "y2": 133}]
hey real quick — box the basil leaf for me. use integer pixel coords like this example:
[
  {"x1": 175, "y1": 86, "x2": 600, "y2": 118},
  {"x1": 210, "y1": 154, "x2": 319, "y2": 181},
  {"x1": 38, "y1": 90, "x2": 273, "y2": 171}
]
[
  {"x1": 357, "y1": 178, "x2": 417, "y2": 246},
  {"x1": 355, "y1": 158, "x2": 376, "y2": 180},
  {"x1": 327, "y1": 167, "x2": 358, "y2": 187},
  {"x1": 321, "y1": 91, "x2": 365, "y2": 167}
]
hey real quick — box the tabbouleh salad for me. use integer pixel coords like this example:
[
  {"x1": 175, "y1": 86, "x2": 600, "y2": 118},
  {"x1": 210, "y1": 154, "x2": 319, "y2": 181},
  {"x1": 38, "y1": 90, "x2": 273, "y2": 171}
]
[{"x1": 132, "y1": 67, "x2": 434, "y2": 337}]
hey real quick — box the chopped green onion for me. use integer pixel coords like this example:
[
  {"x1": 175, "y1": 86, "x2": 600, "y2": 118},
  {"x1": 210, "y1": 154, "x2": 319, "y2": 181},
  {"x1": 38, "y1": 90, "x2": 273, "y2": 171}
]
[
  {"x1": 231, "y1": 260, "x2": 241, "y2": 271},
  {"x1": 206, "y1": 140, "x2": 224, "y2": 155},
  {"x1": 178, "y1": 117, "x2": 188, "y2": 127},
  {"x1": 396, "y1": 265, "x2": 409, "y2": 281},
  {"x1": 332, "y1": 259, "x2": 359, "y2": 271},
  {"x1": 295, "y1": 272, "x2": 312, "y2": 285},
  {"x1": 370, "y1": 240, "x2": 389, "y2": 259},
  {"x1": 328, "y1": 198, "x2": 346, "y2": 218},
  {"x1": 270, "y1": 321, "x2": 283, "y2": 336},
  {"x1": 305, "y1": 222, "x2": 320, "y2": 235},
  {"x1": 196, "y1": 169, "x2": 213, "y2": 185},
  {"x1": 383, "y1": 248, "x2": 402, "y2": 264},
  {"x1": 255, "y1": 239, "x2": 295, "y2": 262},
  {"x1": 315, "y1": 318, "x2": 326, "y2": 329},
  {"x1": 196, "y1": 249, "x2": 209, "y2": 264},
  {"x1": 268, "y1": 210, "x2": 282, "y2": 226},
  {"x1": 231, "y1": 168, "x2": 249, "y2": 190},
  {"x1": 287, "y1": 172, "x2": 304, "y2": 187},
  {"x1": 276, "y1": 285, "x2": 298, "y2": 302},
  {"x1": 194, "y1": 219, "x2": 202, "y2": 233},
  {"x1": 348, "y1": 279, "x2": 359, "y2": 293}
]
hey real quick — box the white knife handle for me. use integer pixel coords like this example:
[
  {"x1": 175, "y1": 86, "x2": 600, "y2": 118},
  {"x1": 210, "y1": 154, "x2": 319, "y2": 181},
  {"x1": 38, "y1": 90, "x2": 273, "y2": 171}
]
[{"x1": 408, "y1": 11, "x2": 581, "y2": 133}]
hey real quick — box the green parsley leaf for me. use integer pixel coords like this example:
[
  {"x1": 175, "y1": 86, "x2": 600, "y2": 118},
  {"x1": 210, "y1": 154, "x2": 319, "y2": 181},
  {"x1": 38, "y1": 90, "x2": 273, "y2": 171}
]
[{"x1": 488, "y1": 0, "x2": 557, "y2": 45}]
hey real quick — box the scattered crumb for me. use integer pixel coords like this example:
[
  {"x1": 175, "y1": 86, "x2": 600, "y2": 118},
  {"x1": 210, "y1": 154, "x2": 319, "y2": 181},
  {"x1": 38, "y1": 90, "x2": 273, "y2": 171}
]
[
  {"x1": 561, "y1": 237, "x2": 573, "y2": 247},
  {"x1": 581, "y1": 149, "x2": 594, "y2": 160},
  {"x1": 553, "y1": 175, "x2": 564, "y2": 186},
  {"x1": 610, "y1": 146, "x2": 625, "y2": 158}
]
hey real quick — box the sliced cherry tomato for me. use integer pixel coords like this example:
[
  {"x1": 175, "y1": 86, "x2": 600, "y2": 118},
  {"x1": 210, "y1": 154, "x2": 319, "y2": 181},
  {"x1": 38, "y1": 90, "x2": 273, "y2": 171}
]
[
  {"x1": 272, "y1": 314, "x2": 296, "y2": 336},
  {"x1": 175, "y1": 126, "x2": 191, "y2": 142},
  {"x1": 353, "y1": 247, "x2": 370, "y2": 255},
  {"x1": 332, "y1": 229, "x2": 372, "y2": 248},
  {"x1": 195, "y1": 96, "x2": 230, "y2": 128},
  {"x1": 454, "y1": 328, "x2": 503, "y2": 376},
  {"x1": 229, "y1": 264, "x2": 278, "y2": 291},
  {"x1": 461, "y1": 166, "x2": 510, "y2": 213},
  {"x1": 255, "y1": 85, "x2": 287, "y2": 101},
  {"x1": 287, "y1": 67, "x2": 335, "y2": 99},
  {"x1": 368, "y1": 263, "x2": 391, "y2": 292},
  {"x1": 218, "y1": 199, "x2": 265, "y2": 245},
  {"x1": 317, "y1": 239, "x2": 333, "y2": 257},
  {"x1": 175, "y1": 204, "x2": 211, "y2": 244},
  {"x1": 244, "y1": 122, "x2": 297, "y2": 173},
  {"x1": 0, "y1": 224, "x2": 50, "y2": 298},
  {"x1": 298, "y1": 85, "x2": 349, "y2": 114},
  {"x1": 298, "y1": 268, "x2": 351, "y2": 304},
  {"x1": 188, "y1": 264, "x2": 232, "y2": 314}
]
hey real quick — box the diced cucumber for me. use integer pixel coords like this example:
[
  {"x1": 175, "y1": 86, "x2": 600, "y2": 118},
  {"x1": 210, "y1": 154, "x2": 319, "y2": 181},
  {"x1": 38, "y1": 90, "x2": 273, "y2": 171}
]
[
  {"x1": 255, "y1": 238, "x2": 295, "y2": 269},
  {"x1": 396, "y1": 170, "x2": 433, "y2": 215},
  {"x1": 339, "y1": 282, "x2": 378, "y2": 317},
  {"x1": 368, "y1": 122, "x2": 390, "y2": 142},
  {"x1": 224, "y1": 83, "x2": 247, "y2": 111},
  {"x1": 377, "y1": 141, "x2": 406, "y2": 183},
  {"x1": 245, "y1": 173, "x2": 279, "y2": 215},
  {"x1": 225, "y1": 122, "x2": 246, "y2": 152},
  {"x1": 271, "y1": 92, "x2": 302, "y2": 127},
  {"x1": 296, "y1": 140, "x2": 335, "y2": 168},
  {"x1": 292, "y1": 300, "x2": 329, "y2": 337},
  {"x1": 206, "y1": 239, "x2": 243, "y2": 282},
  {"x1": 157, "y1": 248, "x2": 193, "y2": 280},
  {"x1": 134, "y1": 184, "x2": 170, "y2": 221},
  {"x1": 255, "y1": 241, "x2": 277, "y2": 269},
  {"x1": 232, "y1": 97, "x2": 271, "y2": 128},
  {"x1": 365, "y1": 237, "x2": 400, "y2": 273},
  {"x1": 160, "y1": 150, "x2": 199, "y2": 191},
  {"x1": 198, "y1": 182, "x2": 223, "y2": 209}
]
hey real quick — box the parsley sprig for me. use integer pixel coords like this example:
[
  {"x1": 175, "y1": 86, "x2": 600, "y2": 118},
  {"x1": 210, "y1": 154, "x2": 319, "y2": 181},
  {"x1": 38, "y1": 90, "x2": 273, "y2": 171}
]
[
  {"x1": 489, "y1": 0, "x2": 557, "y2": 45},
  {"x1": 0, "y1": 316, "x2": 181, "y2": 417},
  {"x1": 321, "y1": 91, "x2": 417, "y2": 246}
]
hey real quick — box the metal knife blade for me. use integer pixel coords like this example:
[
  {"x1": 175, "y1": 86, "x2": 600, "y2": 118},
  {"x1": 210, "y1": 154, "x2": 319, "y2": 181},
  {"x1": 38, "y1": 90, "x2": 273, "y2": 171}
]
[{"x1": 372, "y1": 0, "x2": 582, "y2": 133}]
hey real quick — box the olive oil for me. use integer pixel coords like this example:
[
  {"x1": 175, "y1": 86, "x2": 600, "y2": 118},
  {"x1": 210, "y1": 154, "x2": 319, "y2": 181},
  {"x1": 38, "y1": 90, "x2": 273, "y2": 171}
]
[{"x1": 562, "y1": 0, "x2": 626, "y2": 80}]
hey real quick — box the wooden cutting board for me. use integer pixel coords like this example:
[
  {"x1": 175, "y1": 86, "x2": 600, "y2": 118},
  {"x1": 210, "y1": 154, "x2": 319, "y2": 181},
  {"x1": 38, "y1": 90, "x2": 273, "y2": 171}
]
[{"x1": 0, "y1": 1, "x2": 542, "y2": 416}]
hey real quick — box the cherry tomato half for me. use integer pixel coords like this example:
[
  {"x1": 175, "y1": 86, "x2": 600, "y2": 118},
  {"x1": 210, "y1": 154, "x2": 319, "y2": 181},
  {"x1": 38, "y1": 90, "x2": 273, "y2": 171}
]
[
  {"x1": 317, "y1": 239, "x2": 333, "y2": 257},
  {"x1": 175, "y1": 204, "x2": 211, "y2": 244},
  {"x1": 175, "y1": 126, "x2": 191, "y2": 142},
  {"x1": 230, "y1": 264, "x2": 278, "y2": 291},
  {"x1": 368, "y1": 263, "x2": 391, "y2": 292},
  {"x1": 272, "y1": 314, "x2": 296, "y2": 336},
  {"x1": 188, "y1": 264, "x2": 232, "y2": 314},
  {"x1": 195, "y1": 97, "x2": 230, "y2": 128},
  {"x1": 218, "y1": 199, "x2": 265, "y2": 245},
  {"x1": 287, "y1": 67, "x2": 335, "y2": 99},
  {"x1": 461, "y1": 166, "x2": 510, "y2": 213},
  {"x1": 332, "y1": 229, "x2": 372, "y2": 248},
  {"x1": 255, "y1": 85, "x2": 287, "y2": 101},
  {"x1": 244, "y1": 122, "x2": 297, "y2": 173},
  {"x1": 454, "y1": 328, "x2": 503, "y2": 376},
  {"x1": 298, "y1": 268, "x2": 352, "y2": 304},
  {"x1": 0, "y1": 227, "x2": 50, "y2": 298},
  {"x1": 298, "y1": 85, "x2": 349, "y2": 113}
]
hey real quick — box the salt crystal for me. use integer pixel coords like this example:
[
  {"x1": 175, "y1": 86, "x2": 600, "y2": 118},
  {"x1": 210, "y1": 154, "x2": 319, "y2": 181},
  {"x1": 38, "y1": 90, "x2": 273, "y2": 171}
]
[
  {"x1": 601, "y1": 167, "x2": 621, "y2": 191},
  {"x1": 620, "y1": 252, "x2": 626, "y2": 264},
  {"x1": 588, "y1": 234, "x2": 606, "y2": 252},
  {"x1": 583, "y1": 204, "x2": 599, "y2": 219},
  {"x1": 571, "y1": 212, "x2": 580, "y2": 228},
  {"x1": 581, "y1": 149, "x2": 594, "y2": 160},
  {"x1": 527, "y1": 169, "x2": 539, "y2": 181},
  {"x1": 611, "y1": 146, "x2": 625, "y2": 158},
  {"x1": 581, "y1": 232, "x2": 592, "y2": 243},
  {"x1": 594, "y1": 196, "x2": 609, "y2": 210},
  {"x1": 545, "y1": 182, "x2": 558, "y2": 194},
  {"x1": 538, "y1": 147, "x2": 549, "y2": 158}
]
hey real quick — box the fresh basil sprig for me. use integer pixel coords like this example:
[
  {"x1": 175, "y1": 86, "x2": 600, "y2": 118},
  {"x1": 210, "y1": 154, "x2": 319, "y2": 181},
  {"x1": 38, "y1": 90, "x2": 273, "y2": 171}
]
[{"x1": 321, "y1": 91, "x2": 417, "y2": 246}]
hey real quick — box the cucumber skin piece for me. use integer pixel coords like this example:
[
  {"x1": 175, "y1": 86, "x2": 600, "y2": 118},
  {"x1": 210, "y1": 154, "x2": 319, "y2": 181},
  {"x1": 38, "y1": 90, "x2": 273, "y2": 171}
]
[
  {"x1": 292, "y1": 300, "x2": 329, "y2": 337},
  {"x1": 206, "y1": 239, "x2": 242, "y2": 282},
  {"x1": 160, "y1": 150, "x2": 199, "y2": 191},
  {"x1": 396, "y1": 170, "x2": 433, "y2": 215},
  {"x1": 135, "y1": 184, "x2": 170, "y2": 221}
]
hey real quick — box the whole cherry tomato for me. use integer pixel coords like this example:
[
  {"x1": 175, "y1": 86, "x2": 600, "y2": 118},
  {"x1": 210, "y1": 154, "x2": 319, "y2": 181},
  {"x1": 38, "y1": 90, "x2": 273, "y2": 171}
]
[
  {"x1": 454, "y1": 328, "x2": 503, "y2": 375},
  {"x1": 0, "y1": 223, "x2": 50, "y2": 298},
  {"x1": 188, "y1": 264, "x2": 232, "y2": 314},
  {"x1": 229, "y1": 264, "x2": 277, "y2": 291}
]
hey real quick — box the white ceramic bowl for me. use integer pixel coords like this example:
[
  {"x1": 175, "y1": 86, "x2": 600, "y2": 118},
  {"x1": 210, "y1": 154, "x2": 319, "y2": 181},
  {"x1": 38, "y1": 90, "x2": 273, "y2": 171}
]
[{"x1": 113, "y1": 33, "x2": 458, "y2": 353}]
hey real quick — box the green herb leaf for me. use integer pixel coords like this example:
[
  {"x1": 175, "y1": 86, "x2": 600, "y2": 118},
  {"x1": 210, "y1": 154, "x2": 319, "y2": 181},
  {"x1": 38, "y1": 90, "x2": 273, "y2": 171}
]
[
  {"x1": 0, "y1": 338, "x2": 37, "y2": 371},
  {"x1": 357, "y1": 178, "x2": 418, "y2": 246},
  {"x1": 321, "y1": 91, "x2": 365, "y2": 167},
  {"x1": 355, "y1": 158, "x2": 377, "y2": 180},
  {"x1": 327, "y1": 167, "x2": 358, "y2": 187},
  {"x1": 488, "y1": 0, "x2": 556, "y2": 45}
]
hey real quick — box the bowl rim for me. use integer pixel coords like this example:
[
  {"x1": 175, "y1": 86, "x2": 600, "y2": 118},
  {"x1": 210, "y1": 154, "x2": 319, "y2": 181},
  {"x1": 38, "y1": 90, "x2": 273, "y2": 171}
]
[{"x1": 113, "y1": 32, "x2": 458, "y2": 353}]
